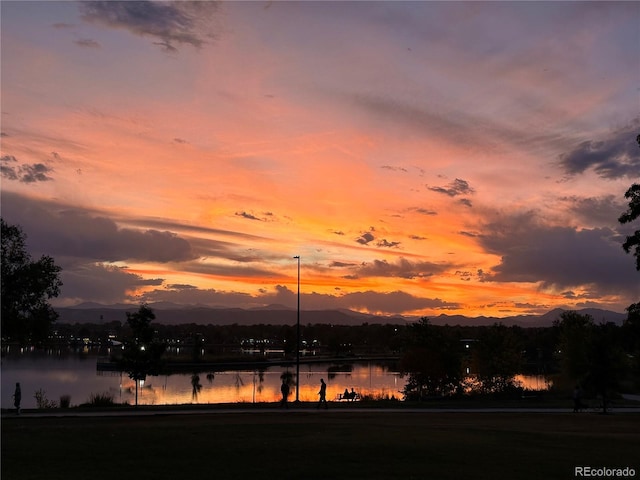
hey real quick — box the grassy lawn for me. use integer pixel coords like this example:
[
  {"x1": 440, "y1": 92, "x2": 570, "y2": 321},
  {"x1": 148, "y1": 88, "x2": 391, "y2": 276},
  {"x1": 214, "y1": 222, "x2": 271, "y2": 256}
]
[{"x1": 3, "y1": 409, "x2": 639, "y2": 480}]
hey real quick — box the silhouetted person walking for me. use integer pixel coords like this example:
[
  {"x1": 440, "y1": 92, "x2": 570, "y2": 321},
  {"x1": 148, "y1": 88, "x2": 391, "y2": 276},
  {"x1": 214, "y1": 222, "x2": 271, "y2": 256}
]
[
  {"x1": 573, "y1": 385, "x2": 585, "y2": 412},
  {"x1": 317, "y1": 378, "x2": 328, "y2": 409},
  {"x1": 280, "y1": 379, "x2": 290, "y2": 408},
  {"x1": 13, "y1": 382, "x2": 21, "y2": 415}
]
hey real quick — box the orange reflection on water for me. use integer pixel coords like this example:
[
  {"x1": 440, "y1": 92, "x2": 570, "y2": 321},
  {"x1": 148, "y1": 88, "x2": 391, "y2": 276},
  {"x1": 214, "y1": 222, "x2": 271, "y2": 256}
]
[
  {"x1": 513, "y1": 374, "x2": 552, "y2": 391},
  {"x1": 124, "y1": 370, "x2": 550, "y2": 406},
  {"x1": 122, "y1": 364, "x2": 404, "y2": 406},
  {"x1": 1, "y1": 353, "x2": 554, "y2": 408}
]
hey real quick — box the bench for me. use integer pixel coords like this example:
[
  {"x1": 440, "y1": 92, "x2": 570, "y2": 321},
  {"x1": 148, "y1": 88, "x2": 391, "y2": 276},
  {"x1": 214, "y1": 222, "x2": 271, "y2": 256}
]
[{"x1": 336, "y1": 392, "x2": 361, "y2": 402}]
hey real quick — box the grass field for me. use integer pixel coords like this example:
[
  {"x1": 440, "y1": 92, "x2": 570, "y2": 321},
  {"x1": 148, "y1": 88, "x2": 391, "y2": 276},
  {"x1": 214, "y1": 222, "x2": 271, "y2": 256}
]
[{"x1": 2, "y1": 409, "x2": 639, "y2": 480}]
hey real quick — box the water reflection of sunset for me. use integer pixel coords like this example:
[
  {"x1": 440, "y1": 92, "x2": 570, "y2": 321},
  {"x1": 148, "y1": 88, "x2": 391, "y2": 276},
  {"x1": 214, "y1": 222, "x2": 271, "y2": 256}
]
[
  {"x1": 124, "y1": 368, "x2": 549, "y2": 405},
  {"x1": 2, "y1": 353, "x2": 550, "y2": 409},
  {"x1": 115, "y1": 365, "x2": 405, "y2": 406},
  {"x1": 513, "y1": 374, "x2": 552, "y2": 392}
]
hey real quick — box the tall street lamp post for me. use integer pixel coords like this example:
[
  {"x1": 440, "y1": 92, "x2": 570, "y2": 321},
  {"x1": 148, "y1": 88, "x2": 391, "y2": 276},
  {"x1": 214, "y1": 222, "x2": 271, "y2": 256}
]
[{"x1": 293, "y1": 255, "x2": 300, "y2": 403}]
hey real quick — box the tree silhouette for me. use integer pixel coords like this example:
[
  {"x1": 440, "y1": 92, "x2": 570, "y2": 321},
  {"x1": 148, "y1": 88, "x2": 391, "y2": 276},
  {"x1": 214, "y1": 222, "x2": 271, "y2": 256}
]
[
  {"x1": 618, "y1": 134, "x2": 640, "y2": 270},
  {"x1": 400, "y1": 318, "x2": 463, "y2": 399},
  {"x1": 586, "y1": 322, "x2": 627, "y2": 413},
  {"x1": 622, "y1": 303, "x2": 640, "y2": 389},
  {"x1": 119, "y1": 304, "x2": 166, "y2": 405},
  {"x1": 619, "y1": 183, "x2": 640, "y2": 271},
  {"x1": 554, "y1": 311, "x2": 627, "y2": 413},
  {"x1": 617, "y1": 133, "x2": 640, "y2": 389},
  {"x1": 554, "y1": 311, "x2": 593, "y2": 384},
  {"x1": 472, "y1": 324, "x2": 523, "y2": 394},
  {"x1": 1, "y1": 218, "x2": 62, "y2": 344}
]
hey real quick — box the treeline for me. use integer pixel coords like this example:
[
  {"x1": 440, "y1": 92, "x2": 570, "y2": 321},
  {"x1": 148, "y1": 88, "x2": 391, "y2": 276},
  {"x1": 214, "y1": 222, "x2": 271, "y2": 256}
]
[
  {"x1": 48, "y1": 308, "x2": 640, "y2": 402},
  {"x1": 400, "y1": 312, "x2": 639, "y2": 405},
  {"x1": 51, "y1": 318, "x2": 551, "y2": 362}
]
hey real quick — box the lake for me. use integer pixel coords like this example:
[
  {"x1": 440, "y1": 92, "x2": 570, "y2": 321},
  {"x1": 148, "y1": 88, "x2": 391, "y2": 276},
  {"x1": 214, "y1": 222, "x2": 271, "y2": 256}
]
[
  {"x1": 1, "y1": 348, "x2": 406, "y2": 409},
  {"x1": 1, "y1": 348, "x2": 550, "y2": 409}
]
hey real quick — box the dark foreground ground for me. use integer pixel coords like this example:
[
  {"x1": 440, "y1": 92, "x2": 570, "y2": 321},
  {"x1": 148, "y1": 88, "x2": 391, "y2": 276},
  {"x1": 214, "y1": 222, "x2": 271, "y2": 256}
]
[{"x1": 2, "y1": 408, "x2": 639, "y2": 480}]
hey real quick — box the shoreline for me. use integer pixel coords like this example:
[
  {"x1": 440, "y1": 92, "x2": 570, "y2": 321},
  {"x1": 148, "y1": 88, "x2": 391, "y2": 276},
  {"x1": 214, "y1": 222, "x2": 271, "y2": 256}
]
[{"x1": 96, "y1": 354, "x2": 401, "y2": 373}]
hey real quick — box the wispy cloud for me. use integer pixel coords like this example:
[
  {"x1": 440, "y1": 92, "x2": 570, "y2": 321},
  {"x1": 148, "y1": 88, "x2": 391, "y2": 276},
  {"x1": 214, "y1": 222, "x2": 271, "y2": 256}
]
[
  {"x1": 355, "y1": 258, "x2": 449, "y2": 280},
  {"x1": 381, "y1": 165, "x2": 408, "y2": 173},
  {"x1": 59, "y1": 261, "x2": 165, "y2": 306},
  {"x1": 1, "y1": 155, "x2": 54, "y2": 183},
  {"x1": 235, "y1": 211, "x2": 263, "y2": 221},
  {"x1": 377, "y1": 239, "x2": 401, "y2": 249},
  {"x1": 142, "y1": 284, "x2": 458, "y2": 314},
  {"x1": 234, "y1": 211, "x2": 277, "y2": 222},
  {"x1": 166, "y1": 284, "x2": 198, "y2": 290},
  {"x1": 74, "y1": 38, "x2": 101, "y2": 48},
  {"x1": 1, "y1": 192, "x2": 195, "y2": 263},
  {"x1": 558, "y1": 118, "x2": 640, "y2": 179},
  {"x1": 413, "y1": 208, "x2": 438, "y2": 216},
  {"x1": 428, "y1": 178, "x2": 475, "y2": 197},
  {"x1": 356, "y1": 229, "x2": 376, "y2": 245},
  {"x1": 79, "y1": 0, "x2": 220, "y2": 52}
]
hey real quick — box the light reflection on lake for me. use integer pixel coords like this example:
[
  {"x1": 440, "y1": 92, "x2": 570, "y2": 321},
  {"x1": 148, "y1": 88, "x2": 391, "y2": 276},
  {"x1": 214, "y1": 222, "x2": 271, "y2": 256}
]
[
  {"x1": 1, "y1": 352, "x2": 404, "y2": 408},
  {"x1": 514, "y1": 374, "x2": 552, "y2": 391},
  {"x1": 1, "y1": 351, "x2": 550, "y2": 409}
]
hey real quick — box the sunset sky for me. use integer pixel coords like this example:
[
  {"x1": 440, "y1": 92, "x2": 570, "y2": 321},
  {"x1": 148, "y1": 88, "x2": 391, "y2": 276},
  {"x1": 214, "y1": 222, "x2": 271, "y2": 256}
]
[{"x1": 1, "y1": 1, "x2": 639, "y2": 318}]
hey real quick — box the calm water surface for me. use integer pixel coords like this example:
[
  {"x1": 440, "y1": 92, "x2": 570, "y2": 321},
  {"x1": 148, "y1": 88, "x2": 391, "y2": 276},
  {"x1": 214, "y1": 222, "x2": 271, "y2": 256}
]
[
  {"x1": 1, "y1": 349, "x2": 550, "y2": 409},
  {"x1": 1, "y1": 349, "x2": 405, "y2": 409}
]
